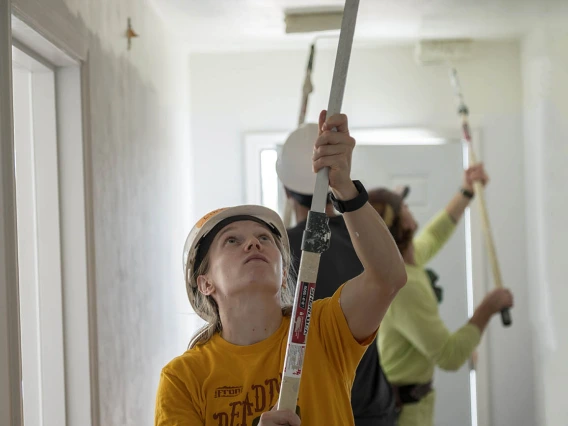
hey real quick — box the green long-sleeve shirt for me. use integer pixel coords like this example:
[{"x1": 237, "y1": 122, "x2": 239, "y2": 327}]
[{"x1": 378, "y1": 210, "x2": 481, "y2": 385}]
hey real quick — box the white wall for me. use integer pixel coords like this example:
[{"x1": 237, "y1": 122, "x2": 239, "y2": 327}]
[
  {"x1": 190, "y1": 41, "x2": 535, "y2": 426},
  {"x1": 16, "y1": 0, "x2": 193, "y2": 425},
  {"x1": 522, "y1": 27, "x2": 568, "y2": 426}
]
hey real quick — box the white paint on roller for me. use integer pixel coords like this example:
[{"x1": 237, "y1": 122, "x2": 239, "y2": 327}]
[
  {"x1": 414, "y1": 39, "x2": 473, "y2": 65},
  {"x1": 284, "y1": 8, "x2": 343, "y2": 34}
]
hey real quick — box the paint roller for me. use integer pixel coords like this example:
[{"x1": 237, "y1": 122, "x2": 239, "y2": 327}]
[
  {"x1": 284, "y1": 8, "x2": 344, "y2": 34},
  {"x1": 282, "y1": 10, "x2": 343, "y2": 228},
  {"x1": 282, "y1": 41, "x2": 317, "y2": 228},
  {"x1": 277, "y1": 0, "x2": 360, "y2": 411},
  {"x1": 415, "y1": 39, "x2": 512, "y2": 327}
]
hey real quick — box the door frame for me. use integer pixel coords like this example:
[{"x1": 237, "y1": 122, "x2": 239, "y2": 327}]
[
  {"x1": 0, "y1": 1, "x2": 21, "y2": 424},
  {"x1": 243, "y1": 126, "x2": 491, "y2": 426},
  {"x1": 1, "y1": 1, "x2": 99, "y2": 425}
]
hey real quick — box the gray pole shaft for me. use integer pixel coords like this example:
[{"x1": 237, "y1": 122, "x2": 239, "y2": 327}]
[{"x1": 310, "y1": 0, "x2": 360, "y2": 213}]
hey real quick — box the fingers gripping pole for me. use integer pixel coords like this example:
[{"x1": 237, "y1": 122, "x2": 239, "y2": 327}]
[
  {"x1": 450, "y1": 68, "x2": 512, "y2": 327},
  {"x1": 312, "y1": 0, "x2": 359, "y2": 213},
  {"x1": 277, "y1": 0, "x2": 360, "y2": 412}
]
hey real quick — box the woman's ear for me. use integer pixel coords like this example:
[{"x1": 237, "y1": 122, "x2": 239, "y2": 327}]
[{"x1": 197, "y1": 274, "x2": 215, "y2": 296}]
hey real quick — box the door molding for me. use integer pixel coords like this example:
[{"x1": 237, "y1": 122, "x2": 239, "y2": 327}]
[
  {"x1": 11, "y1": 0, "x2": 88, "y2": 62},
  {"x1": 0, "y1": 0, "x2": 22, "y2": 424},
  {"x1": 2, "y1": 2, "x2": 99, "y2": 426}
]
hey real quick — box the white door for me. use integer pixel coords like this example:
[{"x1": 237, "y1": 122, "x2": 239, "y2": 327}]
[{"x1": 351, "y1": 143, "x2": 472, "y2": 426}]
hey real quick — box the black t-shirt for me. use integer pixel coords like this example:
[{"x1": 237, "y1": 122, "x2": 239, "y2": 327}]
[{"x1": 287, "y1": 215, "x2": 397, "y2": 426}]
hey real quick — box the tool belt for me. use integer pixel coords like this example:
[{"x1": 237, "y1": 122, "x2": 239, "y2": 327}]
[{"x1": 391, "y1": 381, "x2": 433, "y2": 413}]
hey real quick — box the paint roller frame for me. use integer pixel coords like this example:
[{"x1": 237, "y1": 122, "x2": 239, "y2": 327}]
[
  {"x1": 415, "y1": 38, "x2": 512, "y2": 327},
  {"x1": 283, "y1": 31, "x2": 340, "y2": 228},
  {"x1": 277, "y1": 0, "x2": 360, "y2": 412}
]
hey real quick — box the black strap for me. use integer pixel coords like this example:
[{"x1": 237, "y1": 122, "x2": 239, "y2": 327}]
[
  {"x1": 392, "y1": 381, "x2": 433, "y2": 412},
  {"x1": 460, "y1": 187, "x2": 475, "y2": 199},
  {"x1": 330, "y1": 180, "x2": 368, "y2": 213}
]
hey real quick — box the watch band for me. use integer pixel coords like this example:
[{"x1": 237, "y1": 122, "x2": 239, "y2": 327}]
[{"x1": 330, "y1": 180, "x2": 368, "y2": 213}]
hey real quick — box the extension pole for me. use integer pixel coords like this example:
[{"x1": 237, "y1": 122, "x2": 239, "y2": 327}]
[
  {"x1": 298, "y1": 43, "x2": 316, "y2": 127},
  {"x1": 277, "y1": 0, "x2": 360, "y2": 411},
  {"x1": 283, "y1": 42, "x2": 317, "y2": 228},
  {"x1": 449, "y1": 68, "x2": 512, "y2": 327}
]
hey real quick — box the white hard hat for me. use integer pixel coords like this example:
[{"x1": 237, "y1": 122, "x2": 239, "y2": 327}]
[
  {"x1": 276, "y1": 122, "x2": 319, "y2": 195},
  {"x1": 182, "y1": 205, "x2": 289, "y2": 288}
]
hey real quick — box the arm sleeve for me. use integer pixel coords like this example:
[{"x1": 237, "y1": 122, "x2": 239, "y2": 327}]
[
  {"x1": 391, "y1": 282, "x2": 481, "y2": 371},
  {"x1": 413, "y1": 210, "x2": 457, "y2": 267},
  {"x1": 155, "y1": 368, "x2": 203, "y2": 426},
  {"x1": 313, "y1": 283, "x2": 377, "y2": 380}
]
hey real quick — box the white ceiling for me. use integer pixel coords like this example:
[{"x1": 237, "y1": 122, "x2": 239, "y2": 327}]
[{"x1": 150, "y1": 0, "x2": 568, "y2": 52}]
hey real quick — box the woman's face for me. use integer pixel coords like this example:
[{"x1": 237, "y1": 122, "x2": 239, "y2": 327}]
[{"x1": 197, "y1": 220, "x2": 284, "y2": 300}]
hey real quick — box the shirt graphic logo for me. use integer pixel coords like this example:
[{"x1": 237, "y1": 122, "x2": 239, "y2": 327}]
[{"x1": 215, "y1": 386, "x2": 244, "y2": 398}]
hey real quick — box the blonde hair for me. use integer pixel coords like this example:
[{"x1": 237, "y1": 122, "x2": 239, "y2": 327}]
[{"x1": 185, "y1": 235, "x2": 295, "y2": 349}]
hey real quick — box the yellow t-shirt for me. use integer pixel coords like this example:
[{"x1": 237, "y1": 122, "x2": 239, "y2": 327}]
[{"x1": 155, "y1": 284, "x2": 374, "y2": 426}]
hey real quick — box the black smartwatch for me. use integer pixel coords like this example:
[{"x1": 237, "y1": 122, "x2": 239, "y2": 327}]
[
  {"x1": 460, "y1": 188, "x2": 475, "y2": 199},
  {"x1": 330, "y1": 180, "x2": 368, "y2": 213}
]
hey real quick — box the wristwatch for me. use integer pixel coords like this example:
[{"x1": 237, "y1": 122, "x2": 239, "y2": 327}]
[
  {"x1": 460, "y1": 187, "x2": 475, "y2": 199},
  {"x1": 330, "y1": 180, "x2": 368, "y2": 213}
]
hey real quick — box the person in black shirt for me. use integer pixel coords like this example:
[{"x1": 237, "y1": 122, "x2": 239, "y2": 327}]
[{"x1": 276, "y1": 122, "x2": 397, "y2": 426}]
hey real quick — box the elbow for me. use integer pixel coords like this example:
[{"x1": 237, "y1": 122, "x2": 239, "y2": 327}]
[
  {"x1": 387, "y1": 259, "x2": 407, "y2": 293},
  {"x1": 394, "y1": 267, "x2": 407, "y2": 291},
  {"x1": 436, "y1": 350, "x2": 470, "y2": 371},
  {"x1": 391, "y1": 250, "x2": 407, "y2": 291},
  {"x1": 367, "y1": 268, "x2": 406, "y2": 300},
  {"x1": 434, "y1": 335, "x2": 477, "y2": 371},
  {"x1": 370, "y1": 260, "x2": 407, "y2": 294}
]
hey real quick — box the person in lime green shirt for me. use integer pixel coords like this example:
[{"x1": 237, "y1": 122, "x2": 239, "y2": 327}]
[{"x1": 369, "y1": 164, "x2": 514, "y2": 426}]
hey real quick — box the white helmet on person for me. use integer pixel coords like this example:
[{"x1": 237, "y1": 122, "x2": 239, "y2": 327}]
[{"x1": 276, "y1": 122, "x2": 319, "y2": 196}]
